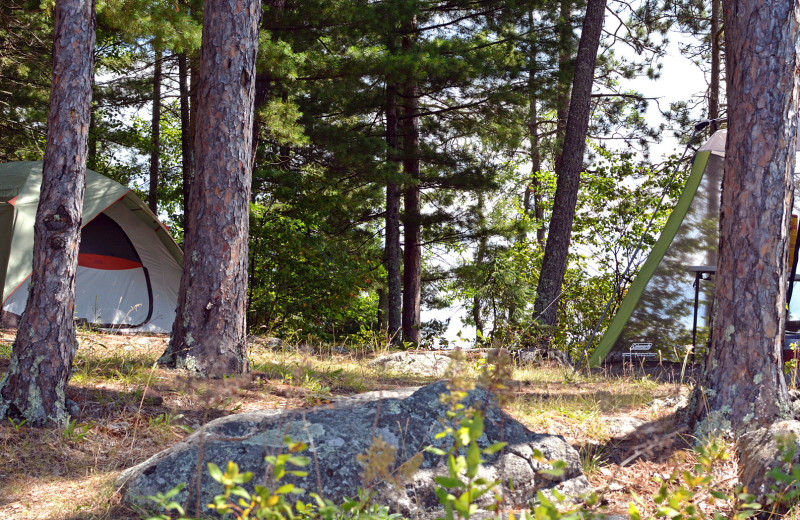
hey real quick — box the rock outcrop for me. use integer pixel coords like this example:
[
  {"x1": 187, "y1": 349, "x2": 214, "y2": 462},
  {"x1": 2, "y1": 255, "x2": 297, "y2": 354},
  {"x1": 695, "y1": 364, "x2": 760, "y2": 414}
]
[
  {"x1": 367, "y1": 351, "x2": 452, "y2": 378},
  {"x1": 118, "y1": 381, "x2": 590, "y2": 516}
]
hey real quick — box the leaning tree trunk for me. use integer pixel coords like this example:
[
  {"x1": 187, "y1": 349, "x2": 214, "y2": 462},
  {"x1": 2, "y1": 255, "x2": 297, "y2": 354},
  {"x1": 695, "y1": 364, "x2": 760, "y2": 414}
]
[
  {"x1": 0, "y1": 0, "x2": 95, "y2": 427},
  {"x1": 691, "y1": 0, "x2": 799, "y2": 434},
  {"x1": 533, "y1": 0, "x2": 606, "y2": 328},
  {"x1": 160, "y1": 0, "x2": 260, "y2": 378},
  {"x1": 401, "y1": 20, "x2": 422, "y2": 346}
]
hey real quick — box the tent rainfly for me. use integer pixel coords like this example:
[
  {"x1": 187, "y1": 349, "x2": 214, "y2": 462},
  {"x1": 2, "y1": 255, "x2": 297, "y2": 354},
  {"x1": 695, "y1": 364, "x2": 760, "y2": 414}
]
[
  {"x1": 589, "y1": 129, "x2": 800, "y2": 366},
  {"x1": 1, "y1": 161, "x2": 183, "y2": 333}
]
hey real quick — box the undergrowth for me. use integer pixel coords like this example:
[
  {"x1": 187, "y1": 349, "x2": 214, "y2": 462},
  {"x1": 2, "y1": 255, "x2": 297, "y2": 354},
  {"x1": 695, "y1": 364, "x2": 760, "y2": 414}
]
[{"x1": 0, "y1": 329, "x2": 754, "y2": 520}]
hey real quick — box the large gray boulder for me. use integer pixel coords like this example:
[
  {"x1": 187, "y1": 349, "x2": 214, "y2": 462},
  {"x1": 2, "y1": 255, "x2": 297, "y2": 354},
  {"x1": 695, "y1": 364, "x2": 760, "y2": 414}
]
[{"x1": 118, "y1": 381, "x2": 590, "y2": 516}]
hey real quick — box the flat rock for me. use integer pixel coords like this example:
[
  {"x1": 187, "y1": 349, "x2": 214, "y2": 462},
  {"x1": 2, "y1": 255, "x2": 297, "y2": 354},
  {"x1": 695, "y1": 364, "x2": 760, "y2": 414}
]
[
  {"x1": 118, "y1": 381, "x2": 590, "y2": 517},
  {"x1": 368, "y1": 351, "x2": 452, "y2": 378},
  {"x1": 604, "y1": 416, "x2": 646, "y2": 438}
]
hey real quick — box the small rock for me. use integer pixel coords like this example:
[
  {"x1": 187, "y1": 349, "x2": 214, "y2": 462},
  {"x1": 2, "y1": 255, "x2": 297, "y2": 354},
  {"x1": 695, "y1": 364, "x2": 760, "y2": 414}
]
[
  {"x1": 65, "y1": 398, "x2": 81, "y2": 418},
  {"x1": 106, "y1": 422, "x2": 128, "y2": 432},
  {"x1": 604, "y1": 416, "x2": 645, "y2": 438},
  {"x1": 368, "y1": 351, "x2": 452, "y2": 378}
]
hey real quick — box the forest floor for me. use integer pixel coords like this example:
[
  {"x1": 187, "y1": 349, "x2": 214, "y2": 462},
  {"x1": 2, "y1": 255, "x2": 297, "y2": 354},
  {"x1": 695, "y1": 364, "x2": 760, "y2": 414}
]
[{"x1": 0, "y1": 330, "x2": 746, "y2": 520}]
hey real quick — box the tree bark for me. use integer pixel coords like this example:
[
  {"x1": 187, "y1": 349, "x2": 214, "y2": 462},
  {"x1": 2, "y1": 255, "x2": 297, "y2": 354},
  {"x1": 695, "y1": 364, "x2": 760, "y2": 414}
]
[
  {"x1": 149, "y1": 48, "x2": 161, "y2": 215},
  {"x1": 708, "y1": 0, "x2": 721, "y2": 122},
  {"x1": 691, "y1": 0, "x2": 799, "y2": 433},
  {"x1": 527, "y1": 8, "x2": 545, "y2": 248},
  {"x1": 386, "y1": 80, "x2": 402, "y2": 344},
  {"x1": 401, "y1": 19, "x2": 421, "y2": 346},
  {"x1": 179, "y1": 51, "x2": 192, "y2": 220},
  {"x1": 533, "y1": 0, "x2": 606, "y2": 328},
  {"x1": 0, "y1": 0, "x2": 95, "y2": 427},
  {"x1": 160, "y1": 0, "x2": 261, "y2": 378},
  {"x1": 553, "y1": 0, "x2": 574, "y2": 174}
]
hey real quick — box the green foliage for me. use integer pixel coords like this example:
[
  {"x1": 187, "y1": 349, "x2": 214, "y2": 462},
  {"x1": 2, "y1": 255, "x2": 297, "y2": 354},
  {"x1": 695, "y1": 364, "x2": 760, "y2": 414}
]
[
  {"x1": 61, "y1": 418, "x2": 94, "y2": 443},
  {"x1": 143, "y1": 436, "x2": 402, "y2": 520},
  {"x1": 424, "y1": 374, "x2": 507, "y2": 520},
  {"x1": 248, "y1": 203, "x2": 382, "y2": 338}
]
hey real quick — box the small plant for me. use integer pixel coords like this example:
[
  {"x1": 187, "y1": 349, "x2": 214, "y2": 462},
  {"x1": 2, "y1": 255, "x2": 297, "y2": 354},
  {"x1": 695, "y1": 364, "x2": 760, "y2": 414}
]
[
  {"x1": 425, "y1": 361, "x2": 507, "y2": 520},
  {"x1": 62, "y1": 418, "x2": 94, "y2": 443},
  {"x1": 149, "y1": 412, "x2": 193, "y2": 434},
  {"x1": 578, "y1": 443, "x2": 608, "y2": 475},
  {"x1": 764, "y1": 433, "x2": 800, "y2": 517},
  {"x1": 628, "y1": 435, "x2": 761, "y2": 520},
  {"x1": 7, "y1": 417, "x2": 27, "y2": 432},
  {"x1": 143, "y1": 483, "x2": 191, "y2": 520}
]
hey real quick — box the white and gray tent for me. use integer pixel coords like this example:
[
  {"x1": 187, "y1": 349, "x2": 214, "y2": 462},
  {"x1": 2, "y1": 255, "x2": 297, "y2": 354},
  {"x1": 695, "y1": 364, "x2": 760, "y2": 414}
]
[
  {"x1": 589, "y1": 129, "x2": 800, "y2": 366},
  {"x1": 1, "y1": 162, "x2": 183, "y2": 333}
]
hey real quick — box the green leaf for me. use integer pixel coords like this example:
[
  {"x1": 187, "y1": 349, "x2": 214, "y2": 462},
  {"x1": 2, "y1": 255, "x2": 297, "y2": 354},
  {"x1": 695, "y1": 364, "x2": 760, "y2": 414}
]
[
  {"x1": 435, "y1": 476, "x2": 466, "y2": 489},
  {"x1": 426, "y1": 446, "x2": 447, "y2": 456},
  {"x1": 482, "y1": 442, "x2": 507, "y2": 455},
  {"x1": 207, "y1": 463, "x2": 223, "y2": 482}
]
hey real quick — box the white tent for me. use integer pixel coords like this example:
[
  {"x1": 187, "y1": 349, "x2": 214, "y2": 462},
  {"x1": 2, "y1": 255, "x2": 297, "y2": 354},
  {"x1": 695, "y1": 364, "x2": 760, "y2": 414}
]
[{"x1": 1, "y1": 162, "x2": 183, "y2": 333}]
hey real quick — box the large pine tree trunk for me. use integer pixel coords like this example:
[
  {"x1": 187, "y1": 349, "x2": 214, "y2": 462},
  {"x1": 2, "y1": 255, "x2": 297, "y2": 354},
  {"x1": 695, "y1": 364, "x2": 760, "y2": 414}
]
[
  {"x1": 533, "y1": 0, "x2": 606, "y2": 328},
  {"x1": 149, "y1": 48, "x2": 161, "y2": 215},
  {"x1": 401, "y1": 21, "x2": 421, "y2": 346},
  {"x1": 386, "y1": 80, "x2": 402, "y2": 344},
  {"x1": 692, "y1": 0, "x2": 799, "y2": 433},
  {"x1": 0, "y1": 0, "x2": 95, "y2": 427},
  {"x1": 160, "y1": 0, "x2": 260, "y2": 378}
]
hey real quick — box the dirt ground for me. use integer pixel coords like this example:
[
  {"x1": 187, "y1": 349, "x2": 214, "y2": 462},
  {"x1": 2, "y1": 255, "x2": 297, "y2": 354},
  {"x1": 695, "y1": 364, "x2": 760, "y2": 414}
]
[{"x1": 0, "y1": 330, "x2": 748, "y2": 519}]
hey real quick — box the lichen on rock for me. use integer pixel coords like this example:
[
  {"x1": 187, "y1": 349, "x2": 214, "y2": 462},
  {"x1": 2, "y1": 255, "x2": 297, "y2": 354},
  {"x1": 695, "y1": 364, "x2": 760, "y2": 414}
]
[{"x1": 117, "y1": 381, "x2": 591, "y2": 516}]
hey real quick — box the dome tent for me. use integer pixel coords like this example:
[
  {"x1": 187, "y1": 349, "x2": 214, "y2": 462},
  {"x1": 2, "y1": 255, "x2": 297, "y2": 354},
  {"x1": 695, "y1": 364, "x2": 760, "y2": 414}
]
[
  {"x1": 1, "y1": 162, "x2": 183, "y2": 333},
  {"x1": 588, "y1": 129, "x2": 800, "y2": 366}
]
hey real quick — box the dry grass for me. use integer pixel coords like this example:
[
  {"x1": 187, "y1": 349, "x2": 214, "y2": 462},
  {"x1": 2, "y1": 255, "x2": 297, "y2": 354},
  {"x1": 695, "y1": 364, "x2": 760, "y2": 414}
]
[{"x1": 0, "y1": 329, "x2": 718, "y2": 519}]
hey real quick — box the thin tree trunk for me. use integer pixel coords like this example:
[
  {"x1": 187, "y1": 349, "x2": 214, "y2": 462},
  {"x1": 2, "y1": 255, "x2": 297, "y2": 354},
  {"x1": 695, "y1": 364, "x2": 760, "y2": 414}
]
[
  {"x1": 149, "y1": 48, "x2": 161, "y2": 215},
  {"x1": 401, "y1": 18, "x2": 421, "y2": 346},
  {"x1": 708, "y1": 0, "x2": 721, "y2": 123},
  {"x1": 179, "y1": 52, "x2": 192, "y2": 220},
  {"x1": 386, "y1": 80, "x2": 402, "y2": 344},
  {"x1": 533, "y1": 0, "x2": 606, "y2": 328},
  {"x1": 88, "y1": 72, "x2": 97, "y2": 171},
  {"x1": 692, "y1": 0, "x2": 798, "y2": 433},
  {"x1": 704, "y1": 0, "x2": 722, "y2": 268},
  {"x1": 528, "y1": 8, "x2": 545, "y2": 247},
  {"x1": 0, "y1": 0, "x2": 95, "y2": 427},
  {"x1": 473, "y1": 194, "x2": 487, "y2": 339},
  {"x1": 160, "y1": 0, "x2": 261, "y2": 378},
  {"x1": 553, "y1": 0, "x2": 573, "y2": 173}
]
